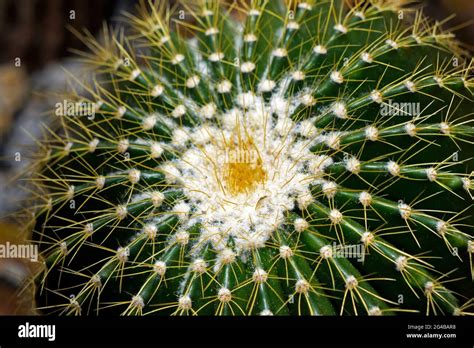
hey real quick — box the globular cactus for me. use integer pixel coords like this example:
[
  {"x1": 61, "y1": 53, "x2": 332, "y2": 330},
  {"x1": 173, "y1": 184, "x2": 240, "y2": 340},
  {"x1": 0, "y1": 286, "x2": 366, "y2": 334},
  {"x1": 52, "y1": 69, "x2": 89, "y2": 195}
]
[{"x1": 28, "y1": 0, "x2": 474, "y2": 316}]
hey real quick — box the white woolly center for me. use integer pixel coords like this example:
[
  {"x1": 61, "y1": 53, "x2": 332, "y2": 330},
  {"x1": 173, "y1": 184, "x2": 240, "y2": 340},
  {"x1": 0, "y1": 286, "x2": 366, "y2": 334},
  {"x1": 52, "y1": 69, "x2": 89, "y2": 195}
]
[{"x1": 174, "y1": 99, "x2": 319, "y2": 253}]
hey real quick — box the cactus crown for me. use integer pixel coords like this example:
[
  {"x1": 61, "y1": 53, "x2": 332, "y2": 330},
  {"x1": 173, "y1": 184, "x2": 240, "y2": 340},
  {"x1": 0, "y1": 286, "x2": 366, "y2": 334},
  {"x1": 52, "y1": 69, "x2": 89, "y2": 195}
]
[{"x1": 28, "y1": 0, "x2": 474, "y2": 316}]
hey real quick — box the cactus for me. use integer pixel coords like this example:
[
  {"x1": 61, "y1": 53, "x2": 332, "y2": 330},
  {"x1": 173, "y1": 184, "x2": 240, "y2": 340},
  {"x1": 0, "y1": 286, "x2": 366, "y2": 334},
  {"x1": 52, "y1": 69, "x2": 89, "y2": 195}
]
[{"x1": 28, "y1": 0, "x2": 474, "y2": 316}]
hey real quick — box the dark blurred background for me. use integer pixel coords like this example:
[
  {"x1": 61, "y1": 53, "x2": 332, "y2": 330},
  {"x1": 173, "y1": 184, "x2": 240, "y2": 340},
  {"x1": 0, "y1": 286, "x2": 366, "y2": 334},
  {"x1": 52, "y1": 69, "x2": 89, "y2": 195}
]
[
  {"x1": 0, "y1": 0, "x2": 472, "y2": 315},
  {"x1": 0, "y1": 0, "x2": 117, "y2": 72}
]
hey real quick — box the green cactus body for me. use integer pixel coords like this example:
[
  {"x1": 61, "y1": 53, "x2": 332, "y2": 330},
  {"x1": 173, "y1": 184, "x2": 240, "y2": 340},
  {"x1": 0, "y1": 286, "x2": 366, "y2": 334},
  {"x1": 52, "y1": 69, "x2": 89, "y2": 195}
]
[{"x1": 31, "y1": 0, "x2": 474, "y2": 316}]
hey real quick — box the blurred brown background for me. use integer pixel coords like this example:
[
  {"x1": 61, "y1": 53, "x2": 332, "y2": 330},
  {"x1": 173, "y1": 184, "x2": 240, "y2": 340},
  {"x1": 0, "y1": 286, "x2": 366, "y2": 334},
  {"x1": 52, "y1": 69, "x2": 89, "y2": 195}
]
[
  {"x1": 0, "y1": 0, "x2": 116, "y2": 71},
  {"x1": 0, "y1": 0, "x2": 472, "y2": 315}
]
